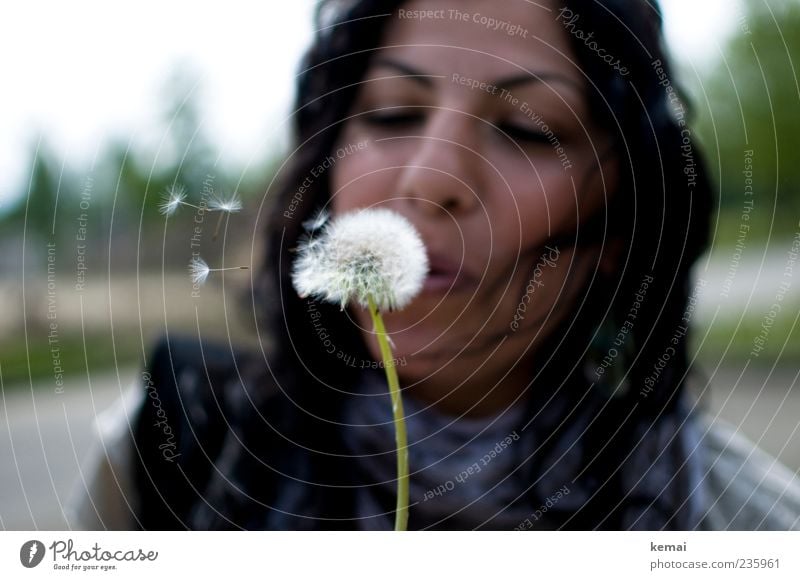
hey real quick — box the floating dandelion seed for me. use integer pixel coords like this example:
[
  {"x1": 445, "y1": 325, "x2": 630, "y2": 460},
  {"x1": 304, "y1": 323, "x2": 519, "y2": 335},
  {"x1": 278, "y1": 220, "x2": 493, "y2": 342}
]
[
  {"x1": 291, "y1": 207, "x2": 428, "y2": 532},
  {"x1": 208, "y1": 192, "x2": 243, "y2": 213},
  {"x1": 159, "y1": 185, "x2": 187, "y2": 216},
  {"x1": 209, "y1": 192, "x2": 243, "y2": 241},
  {"x1": 189, "y1": 257, "x2": 211, "y2": 285},
  {"x1": 188, "y1": 256, "x2": 248, "y2": 286},
  {"x1": 158, "y1": 184, "x2": 206, "y2": 215},
  {"x1": 292, "y1": 208, "x2": 428, "y2": 311}
]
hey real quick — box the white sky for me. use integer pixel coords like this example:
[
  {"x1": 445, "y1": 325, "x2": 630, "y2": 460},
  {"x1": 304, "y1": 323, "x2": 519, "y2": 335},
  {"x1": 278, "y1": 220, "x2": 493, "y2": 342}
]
[{"x1": 0, "y1": 0, "x2": 737, "y2": 211}]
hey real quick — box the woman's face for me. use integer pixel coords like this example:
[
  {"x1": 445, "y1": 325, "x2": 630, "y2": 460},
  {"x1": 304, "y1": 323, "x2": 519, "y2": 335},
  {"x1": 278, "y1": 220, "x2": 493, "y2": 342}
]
[{"x1": 330, "y1": 0, "x2": 618, "y2": 413}]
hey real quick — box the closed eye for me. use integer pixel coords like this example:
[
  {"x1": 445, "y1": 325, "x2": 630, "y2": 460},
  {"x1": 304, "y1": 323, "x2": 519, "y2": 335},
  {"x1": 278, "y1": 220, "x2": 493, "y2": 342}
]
[
  {"x1": 360, "y1": 111, "x2": 425, "y2": 129},
  {"x1": 498, "y1": 123, "x2": 553, "y2": 145}
]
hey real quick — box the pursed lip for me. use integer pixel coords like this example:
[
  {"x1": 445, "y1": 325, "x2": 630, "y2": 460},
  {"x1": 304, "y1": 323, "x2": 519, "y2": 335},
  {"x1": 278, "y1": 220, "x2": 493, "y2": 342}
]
[{"x1": 421, "y1": 251, "x2": 477, "y2": 294}]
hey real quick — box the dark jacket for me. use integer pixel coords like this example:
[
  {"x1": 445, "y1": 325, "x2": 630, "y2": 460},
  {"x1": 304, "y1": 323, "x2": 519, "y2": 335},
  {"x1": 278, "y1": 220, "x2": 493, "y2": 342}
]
[
  {"x1": 134, "y1": 334, "x2": 375, "y2": 529},
  {"x1": 69, "y1": 334, "x2": 800, "y2": 530},
  {"x1": 131, "y1": 335, "x2": 641, "y2": 530}
]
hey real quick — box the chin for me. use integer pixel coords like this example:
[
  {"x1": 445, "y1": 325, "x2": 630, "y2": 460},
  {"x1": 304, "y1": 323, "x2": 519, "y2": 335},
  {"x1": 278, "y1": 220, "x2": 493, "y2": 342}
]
[{"x1": 363, "y1": 326, "x2": 453, "y2": 380}]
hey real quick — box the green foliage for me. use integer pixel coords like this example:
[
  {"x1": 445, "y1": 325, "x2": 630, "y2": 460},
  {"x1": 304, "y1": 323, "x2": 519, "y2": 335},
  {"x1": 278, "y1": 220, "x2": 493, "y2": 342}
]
[
  {"x1": 2, "y1": 64, "x2": 249, "y2": 244},
  {"x1": 691, "y1": 297, "x2": 800, "y2": 365},
  {"x1": 693, "y1": 0, "x2": 800, "y2": 242},
  {"x1": 8, "y1": 142, "x2": 64, "y2": 239},
  {"x1": 0, "y1": 332, "x2": 143, "y2": 388}
]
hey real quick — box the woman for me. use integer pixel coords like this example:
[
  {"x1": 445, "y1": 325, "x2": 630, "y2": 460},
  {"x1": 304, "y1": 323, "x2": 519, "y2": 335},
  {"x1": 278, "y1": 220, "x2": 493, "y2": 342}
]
[{"x1": 71, "y1": 0, "x2": 800, "y2": 530}]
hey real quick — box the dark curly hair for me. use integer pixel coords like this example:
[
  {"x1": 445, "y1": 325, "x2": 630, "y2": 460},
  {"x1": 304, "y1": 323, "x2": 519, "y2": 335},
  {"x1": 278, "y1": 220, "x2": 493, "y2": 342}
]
[{"x1": 243, "y1": 0, "x2": 713, "y2": 529}]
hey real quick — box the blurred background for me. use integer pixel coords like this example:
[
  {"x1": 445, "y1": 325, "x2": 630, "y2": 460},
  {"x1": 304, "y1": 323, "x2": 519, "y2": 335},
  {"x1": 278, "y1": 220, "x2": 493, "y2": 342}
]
[{"x1": 1, "y1": 0, "x2": 798, "y2": 529}]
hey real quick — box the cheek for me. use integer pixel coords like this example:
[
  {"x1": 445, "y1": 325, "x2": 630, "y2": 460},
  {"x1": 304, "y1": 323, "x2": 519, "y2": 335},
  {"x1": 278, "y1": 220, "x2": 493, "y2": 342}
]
[
  {"x1": 330, "y1": 138, "x2": 407, "y2": 214},
  {"x1": 486, "y1": 165, "x2": 578, "y2": 254},
  {"x1": 496, "y1": 153, "x2": 613, "y2": 253}
]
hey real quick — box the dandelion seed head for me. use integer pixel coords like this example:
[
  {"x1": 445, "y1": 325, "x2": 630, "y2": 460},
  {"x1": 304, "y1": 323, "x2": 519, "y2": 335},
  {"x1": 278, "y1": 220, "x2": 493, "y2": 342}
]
[
  {"x1": 189, "y1": 256, "x2": 211, "y2": 285},
  {"x1": 208, "y1": 192, "x2": 243, "y2": 213},
  {"x1": 292, "y1": 208, "x2": 429, "y2": 310},
  {"x1": 159, "y1": 185, "x2": 187, "y2": 215}
]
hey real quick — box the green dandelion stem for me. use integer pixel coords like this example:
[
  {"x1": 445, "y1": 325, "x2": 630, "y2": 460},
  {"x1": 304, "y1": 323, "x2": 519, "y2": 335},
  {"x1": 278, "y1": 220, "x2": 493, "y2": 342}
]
[{"x1": 368, "y1": 295, "x2": 409, "y2": 532}]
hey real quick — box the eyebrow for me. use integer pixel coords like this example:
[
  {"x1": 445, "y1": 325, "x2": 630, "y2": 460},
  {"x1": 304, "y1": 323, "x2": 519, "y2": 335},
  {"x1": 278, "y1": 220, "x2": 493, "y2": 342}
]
[
  {"x1": 371, "y1": 58, "x2": 441, "y2": 87},
  {"x1": 371, "y1": 57, "x2": 582, "y2": 93}
]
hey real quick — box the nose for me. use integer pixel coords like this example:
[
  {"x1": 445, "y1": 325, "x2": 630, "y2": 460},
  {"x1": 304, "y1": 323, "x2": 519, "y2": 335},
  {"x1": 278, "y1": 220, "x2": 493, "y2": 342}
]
[{"x1": 395, "y1": 110, "x2": 482, "y2": 218}]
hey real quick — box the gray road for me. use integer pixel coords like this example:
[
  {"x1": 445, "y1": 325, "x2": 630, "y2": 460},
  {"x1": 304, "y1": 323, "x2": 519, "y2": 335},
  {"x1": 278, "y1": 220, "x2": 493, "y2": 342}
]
[
  {"x1": 697, "y1": 363, "x2": 800, "y2": 473},
  {"x1": 0, "y1": 371, "x2": 133, "y2": 530},
  {"x1": 1, "y1": 365, "x2": 798, "y2": 530}
]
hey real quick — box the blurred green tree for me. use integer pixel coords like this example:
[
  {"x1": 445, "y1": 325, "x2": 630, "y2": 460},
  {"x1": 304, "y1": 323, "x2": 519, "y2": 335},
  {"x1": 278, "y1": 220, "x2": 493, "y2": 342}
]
[
  {"x1": 9, "y1": 142, "x2": 64, "y2": 240},
  {"x1": 2, "y1": 64, "x2": 234, "y2": 256},
  {"x1": 694, "y1": 0, "x2": 800, "y2": 241}
]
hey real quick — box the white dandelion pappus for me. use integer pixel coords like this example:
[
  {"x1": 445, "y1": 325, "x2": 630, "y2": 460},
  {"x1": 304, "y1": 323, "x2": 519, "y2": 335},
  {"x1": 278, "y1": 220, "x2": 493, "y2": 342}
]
[
  {"x1": 302, "y1": 208, "x2": 330, "y2": 232},
  {"x1": 292, "y1": 208, "x2": 429, "y2": 311},
  {"x1": 189, "y1": 257, "x2": 211, "y2": 285},
  {"x1": 208, "y1": 192, "x2": 243, "y2": 213},
  {"x1": 189, "y1": 256, "x2": 248, "y2": 286},
  {"x1": 208, "y1": 192, "x2": 244, "y2": 241},
  {"x1": 159, "y1": 185, "x2": 187, "y2": 215}
]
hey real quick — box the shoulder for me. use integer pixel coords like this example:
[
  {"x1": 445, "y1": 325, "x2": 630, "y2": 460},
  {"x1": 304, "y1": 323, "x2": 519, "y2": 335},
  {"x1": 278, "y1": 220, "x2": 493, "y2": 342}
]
[
  {"x1": 139, "y1": 334, "x2": 252, "y2": 461},
  {"x1": 67, "y1": 383, "x2": 145, "y2": 530},
  {"x1": 133, "y1": 334, "x2": 264, "y2": 529},
  {"x1": 695, "y1": 414, "x2": 800, "y2": 530}
]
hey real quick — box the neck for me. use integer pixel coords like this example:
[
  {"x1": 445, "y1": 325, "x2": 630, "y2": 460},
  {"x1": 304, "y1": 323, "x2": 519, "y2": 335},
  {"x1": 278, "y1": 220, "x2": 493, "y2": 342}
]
[{"x1": 404, "y1": 355, "x2": 534, "y2": 418}]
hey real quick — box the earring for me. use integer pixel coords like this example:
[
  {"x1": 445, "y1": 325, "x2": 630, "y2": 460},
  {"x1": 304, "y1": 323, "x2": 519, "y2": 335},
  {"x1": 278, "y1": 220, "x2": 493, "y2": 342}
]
[{"x1": 585, "y1": 310, "x2": 633, "y2": 399}]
